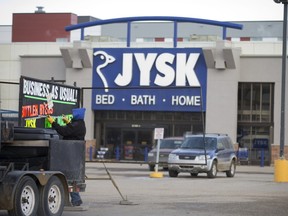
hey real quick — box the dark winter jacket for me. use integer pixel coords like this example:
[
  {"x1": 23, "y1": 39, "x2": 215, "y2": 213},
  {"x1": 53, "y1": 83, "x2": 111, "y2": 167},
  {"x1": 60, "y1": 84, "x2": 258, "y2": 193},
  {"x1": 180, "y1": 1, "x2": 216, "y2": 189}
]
[{"x1": 52, "y1": 119, "x2": 86, "y2": 140}]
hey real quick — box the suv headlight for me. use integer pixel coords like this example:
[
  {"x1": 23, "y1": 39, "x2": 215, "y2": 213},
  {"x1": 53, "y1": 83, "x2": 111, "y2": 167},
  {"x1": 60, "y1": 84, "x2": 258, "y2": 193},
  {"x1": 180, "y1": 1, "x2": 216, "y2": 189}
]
[
  {"x1": 198, "y1": 155, "x2": 211, "y2": 160},
  {"x1": 169, "y1": 153, "x2": 178, "y2": 160}
]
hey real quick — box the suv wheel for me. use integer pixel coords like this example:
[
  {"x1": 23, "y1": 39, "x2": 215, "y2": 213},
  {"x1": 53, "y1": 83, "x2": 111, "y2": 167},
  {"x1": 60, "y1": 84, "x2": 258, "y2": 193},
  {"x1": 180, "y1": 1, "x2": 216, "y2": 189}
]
[
  {"x1": 207, "y1": 160, "x2": 217, "y2": 178},
  {"x1": 149, "y1": 165, "x2": 155, "y2": 171},
  {"x1": 168, "y1": 170, "x2": 179, "y2": 177},
  {"x1": 226, "y1": 159, "x2": 236, "y2": 177}
]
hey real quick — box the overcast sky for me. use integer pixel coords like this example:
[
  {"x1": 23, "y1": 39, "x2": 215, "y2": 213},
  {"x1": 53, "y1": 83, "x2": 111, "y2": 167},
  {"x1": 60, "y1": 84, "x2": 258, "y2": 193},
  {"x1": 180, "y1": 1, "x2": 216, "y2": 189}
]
[{"x1": 0, "y1": 0, "x2": 284, "y2": 25}]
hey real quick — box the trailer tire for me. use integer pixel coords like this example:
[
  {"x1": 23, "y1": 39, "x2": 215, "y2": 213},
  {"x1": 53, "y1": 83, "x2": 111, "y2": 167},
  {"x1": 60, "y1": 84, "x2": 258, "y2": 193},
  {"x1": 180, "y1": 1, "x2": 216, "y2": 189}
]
[
  {"x1": 37, "y1": 176, "x2": 65, "y2": 216},
  {"x1": 8, "y1": 176, "x2": 39, "y2": 216}
]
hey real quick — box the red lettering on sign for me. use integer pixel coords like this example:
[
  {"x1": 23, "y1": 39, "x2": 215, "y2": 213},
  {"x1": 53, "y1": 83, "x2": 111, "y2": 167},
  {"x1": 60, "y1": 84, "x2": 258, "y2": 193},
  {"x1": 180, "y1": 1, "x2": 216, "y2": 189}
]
[{"x1": 21, "y1": 104, "x2": 39, "y2": 117}]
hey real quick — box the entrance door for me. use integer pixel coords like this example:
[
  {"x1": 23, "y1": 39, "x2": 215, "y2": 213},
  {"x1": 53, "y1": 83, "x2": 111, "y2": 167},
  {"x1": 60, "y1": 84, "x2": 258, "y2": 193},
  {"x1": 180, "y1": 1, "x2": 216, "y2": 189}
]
[
  {"x1": 122, "y1": 130, "x2": 136, "y2": 160},
  {"x1": 122, "y1": 129, "x2": 153, "y2": 161},
  {"x1": 237, "y1": 125, "x2": 271, "y2": 165}
]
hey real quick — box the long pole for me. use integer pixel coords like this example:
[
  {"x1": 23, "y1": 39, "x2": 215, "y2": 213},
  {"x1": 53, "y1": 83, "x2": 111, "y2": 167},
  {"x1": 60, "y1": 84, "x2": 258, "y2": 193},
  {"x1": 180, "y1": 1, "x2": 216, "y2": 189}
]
[{"x1": 280, "y1": 3, "x2": 288, "y2": 158}]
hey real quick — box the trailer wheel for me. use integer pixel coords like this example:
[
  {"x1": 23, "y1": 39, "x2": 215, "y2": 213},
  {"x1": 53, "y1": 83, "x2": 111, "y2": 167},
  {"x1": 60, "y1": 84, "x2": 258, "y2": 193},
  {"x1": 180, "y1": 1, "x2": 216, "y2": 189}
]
[
  {"x1": 38, "y1": 176, "x2": 65, "y2": 216},
  {"x1": 8, "y1": 176, "x2": 39, "y2": 216}
]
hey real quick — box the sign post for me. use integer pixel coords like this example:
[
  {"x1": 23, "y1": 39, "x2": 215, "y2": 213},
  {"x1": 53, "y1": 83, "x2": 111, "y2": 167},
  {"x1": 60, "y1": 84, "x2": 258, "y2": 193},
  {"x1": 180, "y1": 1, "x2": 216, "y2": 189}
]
[
  {"x1": 273, "y1": 0, "x2": 288, "y2": 182},
  {"x1": 150, "y1": 128, "x2": 164, "y2": 178}
]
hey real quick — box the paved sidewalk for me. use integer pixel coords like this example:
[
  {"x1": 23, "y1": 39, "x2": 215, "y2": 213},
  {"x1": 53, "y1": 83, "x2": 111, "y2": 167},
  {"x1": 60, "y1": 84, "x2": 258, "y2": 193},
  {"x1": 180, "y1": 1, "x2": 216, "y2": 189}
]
[
  {"x1": 88, "y1": 160, "x2": 276, "y2": 174},
  {"x1": 236, "y1": 164, "x2": 274, "y2": 174}
]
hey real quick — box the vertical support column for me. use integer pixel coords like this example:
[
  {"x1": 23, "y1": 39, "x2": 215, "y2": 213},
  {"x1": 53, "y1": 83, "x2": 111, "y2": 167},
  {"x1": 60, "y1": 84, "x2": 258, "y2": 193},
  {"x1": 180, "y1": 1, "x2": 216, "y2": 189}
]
[
  {"x1": 280, "y1": 3, "x2": 287, "y2": 158},
  {"x1": 274, "y1": 1, "x2": 288, "y2": 183},
  {"x1": 81, "y1": 28, "x2": 84, "y2": 40},
  {"x1": 127, "y1": 21, "x2": 131, "y2": 47},
  {"x1": 222, "y1": 27, "x2": 227, "y2": 40},
  {"x1": 173, "y1": 21, "x2": 178, "y2": 48}
]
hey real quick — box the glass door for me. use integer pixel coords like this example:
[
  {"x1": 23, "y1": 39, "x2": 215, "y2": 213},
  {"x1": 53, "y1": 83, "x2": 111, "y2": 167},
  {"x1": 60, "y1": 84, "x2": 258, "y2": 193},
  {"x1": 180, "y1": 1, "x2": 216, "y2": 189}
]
[
  {"x1": 237, "y1": 125, "x2": 271, "y2": 165},
  {"x1": 121, "y1": 129, "x2": 153, "y2": 161},
  {"x1": 122, "y1": 130, "x2": 136, "y2": 160}
]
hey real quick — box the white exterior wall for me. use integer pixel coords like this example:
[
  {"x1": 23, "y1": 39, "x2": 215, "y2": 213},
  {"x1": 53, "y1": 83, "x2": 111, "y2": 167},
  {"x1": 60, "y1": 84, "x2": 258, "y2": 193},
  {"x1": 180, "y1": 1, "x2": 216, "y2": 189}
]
[
  {"x1": 61, "y1": 41, "x2": 94, "y2": 140},
  {"x1": 205, "y1": 47, "x2": 241, "y2": 143},
  {"x1": 0, "y1": 41, "x2": 283, "y2": 144},
  {"x1": 0, "y1": 26, "x2": 12, "y2": 43},
  {"x1": 0, "y1": 42, "x2": 70, "y2": 111}
]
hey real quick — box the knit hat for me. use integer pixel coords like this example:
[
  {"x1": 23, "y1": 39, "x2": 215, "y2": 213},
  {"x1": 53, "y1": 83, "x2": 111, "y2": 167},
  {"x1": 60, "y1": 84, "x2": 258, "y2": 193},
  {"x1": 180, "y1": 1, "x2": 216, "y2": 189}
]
[{"x1": 72, "y1": 108, "x2": 86, "y2": 120}]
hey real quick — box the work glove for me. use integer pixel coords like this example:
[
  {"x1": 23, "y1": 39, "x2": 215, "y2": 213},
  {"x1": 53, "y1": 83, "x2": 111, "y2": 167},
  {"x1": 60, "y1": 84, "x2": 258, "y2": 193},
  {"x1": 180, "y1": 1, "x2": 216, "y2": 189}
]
[
  {"x1": 47, "y1": 115, "x2": 54, "y2": 124},
  {"x1": 62, "y1": 115, "x2": 70, "y2": 124}
]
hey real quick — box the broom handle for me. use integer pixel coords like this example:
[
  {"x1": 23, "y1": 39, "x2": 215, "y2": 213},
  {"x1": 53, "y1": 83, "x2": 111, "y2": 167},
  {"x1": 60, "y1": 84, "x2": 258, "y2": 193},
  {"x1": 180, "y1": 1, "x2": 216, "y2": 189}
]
[{"x1": 103, "y1": 162, "x2": 126, "y2": 201}]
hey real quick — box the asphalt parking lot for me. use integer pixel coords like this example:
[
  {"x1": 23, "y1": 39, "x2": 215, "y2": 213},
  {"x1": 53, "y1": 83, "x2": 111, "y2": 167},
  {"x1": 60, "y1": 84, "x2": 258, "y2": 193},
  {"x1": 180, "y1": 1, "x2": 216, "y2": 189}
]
[
  {"x1": 1, "y1": 162, "x2": 288, "y2": 216},
  {"x1": 67, "y1": 162, "x2": 288, "y2": 216}
]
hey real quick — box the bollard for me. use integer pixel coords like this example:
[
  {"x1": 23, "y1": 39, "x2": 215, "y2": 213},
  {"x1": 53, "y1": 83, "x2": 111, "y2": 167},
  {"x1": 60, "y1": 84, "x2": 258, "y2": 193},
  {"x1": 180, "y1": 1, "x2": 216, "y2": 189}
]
[
  {"x1": 115, "y1": 146, "x2": 120, "y2": 160},
  {"x1": 144, "y1": 147, "x2": 148, "y2": 162},
  {"x1": 89, "y1": 145, "x2": 93, "y2": 161},
  {"x1": 260, "y1": 149, "x2": 265, "y2": 167},
  {"x1": 274, "y1": 159, "x2": 288, "y2": 182}
]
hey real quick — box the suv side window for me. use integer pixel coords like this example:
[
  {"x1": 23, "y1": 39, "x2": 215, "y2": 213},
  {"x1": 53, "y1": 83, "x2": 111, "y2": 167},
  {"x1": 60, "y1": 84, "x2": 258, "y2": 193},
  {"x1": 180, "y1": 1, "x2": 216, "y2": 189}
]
[
  {"x1": 217, "y1": 139, "x2": 225, "y2": 150},
  {"x1": 223, "y1": 137, "x2": 233, "y2": 150},
  {"x1": 221, "y1": 137, "x2": 229, "y2": 149}
]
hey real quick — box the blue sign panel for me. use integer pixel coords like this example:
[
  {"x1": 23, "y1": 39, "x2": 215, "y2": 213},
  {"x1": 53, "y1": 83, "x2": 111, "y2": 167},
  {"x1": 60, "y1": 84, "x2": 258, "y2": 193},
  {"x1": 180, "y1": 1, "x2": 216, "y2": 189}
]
[
  {"x1": 253, "y1": 138, "x2": 269, "y2": 149},
  {"x1": 92, "y1": 48, "x2": 207, "y2": 112}
]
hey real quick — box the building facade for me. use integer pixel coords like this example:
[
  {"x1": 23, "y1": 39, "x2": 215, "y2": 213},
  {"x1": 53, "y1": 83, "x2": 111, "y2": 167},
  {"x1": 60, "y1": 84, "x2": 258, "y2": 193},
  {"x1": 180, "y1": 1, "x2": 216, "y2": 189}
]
[{"x1": 0, "y1": 11, "x2": 286, "y2": 165}]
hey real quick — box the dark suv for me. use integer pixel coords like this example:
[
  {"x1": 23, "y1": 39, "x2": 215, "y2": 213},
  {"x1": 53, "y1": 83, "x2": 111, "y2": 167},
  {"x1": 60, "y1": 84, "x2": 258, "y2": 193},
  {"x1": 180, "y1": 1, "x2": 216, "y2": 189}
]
[
  {"x1": 148, "y1": 137, "x2": 183, "y2": 171},
  {"x1": 168, "y1": 133, "x2": 237, "y2": 178}
]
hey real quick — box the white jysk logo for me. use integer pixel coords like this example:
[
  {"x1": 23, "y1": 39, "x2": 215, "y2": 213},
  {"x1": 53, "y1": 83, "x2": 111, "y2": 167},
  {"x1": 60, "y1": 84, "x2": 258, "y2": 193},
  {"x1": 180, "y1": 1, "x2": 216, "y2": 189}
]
[
  {"x1": 94, "y1": 51, "x2": 116, "y2": 92},
  {"x1": 94, "y1": 51, "x2": 201, "y2": 92}
]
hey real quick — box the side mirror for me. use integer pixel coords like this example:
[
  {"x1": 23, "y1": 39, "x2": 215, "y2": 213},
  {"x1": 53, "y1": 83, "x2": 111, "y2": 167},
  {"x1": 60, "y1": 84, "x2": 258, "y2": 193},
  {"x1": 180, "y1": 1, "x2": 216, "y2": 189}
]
[{"x1": 217, "y1": 147, "x2": 225, "y2": 152}]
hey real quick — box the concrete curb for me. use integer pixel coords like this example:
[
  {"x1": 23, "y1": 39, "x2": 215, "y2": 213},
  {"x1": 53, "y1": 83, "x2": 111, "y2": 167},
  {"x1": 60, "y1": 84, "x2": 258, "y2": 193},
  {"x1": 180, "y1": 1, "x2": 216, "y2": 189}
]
[{"x1": 236, "y1": 165, "x2": 274, "y2": 175}]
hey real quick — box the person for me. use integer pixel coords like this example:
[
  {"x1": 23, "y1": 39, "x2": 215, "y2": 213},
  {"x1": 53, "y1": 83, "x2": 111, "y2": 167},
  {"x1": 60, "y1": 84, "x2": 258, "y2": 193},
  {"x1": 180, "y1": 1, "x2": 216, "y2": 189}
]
[{"x1": 47, "y1": 108, "x2": 86, "y2": 207}]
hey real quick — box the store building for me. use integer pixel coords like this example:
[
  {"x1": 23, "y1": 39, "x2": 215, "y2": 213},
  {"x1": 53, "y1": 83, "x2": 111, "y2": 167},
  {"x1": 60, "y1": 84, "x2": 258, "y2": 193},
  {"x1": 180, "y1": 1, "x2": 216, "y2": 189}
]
[{"x1": 0, "y1": 10, "x2": 286, "y2": 165}]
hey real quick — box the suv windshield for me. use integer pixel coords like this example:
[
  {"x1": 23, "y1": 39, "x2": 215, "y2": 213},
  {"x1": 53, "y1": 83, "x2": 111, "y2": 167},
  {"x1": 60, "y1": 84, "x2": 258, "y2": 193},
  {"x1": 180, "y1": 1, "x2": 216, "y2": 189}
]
[
  {"x1": 159, "y1": 139, "x2": 182, "y2": 149},
  {"x1": 181, "y1": 137, "x2": 217, "y2": 150}
]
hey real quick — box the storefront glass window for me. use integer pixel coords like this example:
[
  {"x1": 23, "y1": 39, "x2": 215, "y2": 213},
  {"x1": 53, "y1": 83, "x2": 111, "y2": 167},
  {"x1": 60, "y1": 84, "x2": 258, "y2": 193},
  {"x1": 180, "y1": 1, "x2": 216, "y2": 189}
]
[
  {"x1": 237, "y1": 82, "x2": 274, "y2": 165},
  {"x1": 96, "y1": 111, "x2": 204, "y2": 160},
  {"x1": 238, "y1": 83, "x2": 273, "y2": 123},
  {"x1": 242, "y1": 83, "x2": 252, "y2": 111}
]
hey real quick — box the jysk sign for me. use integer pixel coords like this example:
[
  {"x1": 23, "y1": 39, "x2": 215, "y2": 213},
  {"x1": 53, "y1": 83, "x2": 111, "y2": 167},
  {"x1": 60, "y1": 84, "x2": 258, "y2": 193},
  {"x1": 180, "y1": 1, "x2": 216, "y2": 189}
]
[
  {"x1": 253, "y1": 138, "x2": 269, "y2": 149},
  {"x1": 92, "y1": 48, "x2": 207, "y2": 112},
  {"x1": 19, "y1": 76, "x2": 80, "y2": 128}
]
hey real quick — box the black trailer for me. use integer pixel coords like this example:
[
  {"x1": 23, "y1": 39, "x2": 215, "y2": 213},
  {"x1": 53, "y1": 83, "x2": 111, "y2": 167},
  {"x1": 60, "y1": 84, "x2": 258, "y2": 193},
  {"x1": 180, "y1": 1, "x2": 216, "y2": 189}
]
[{"x1": 0, "y1": 124, "x2": 86, "y2": 216}]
